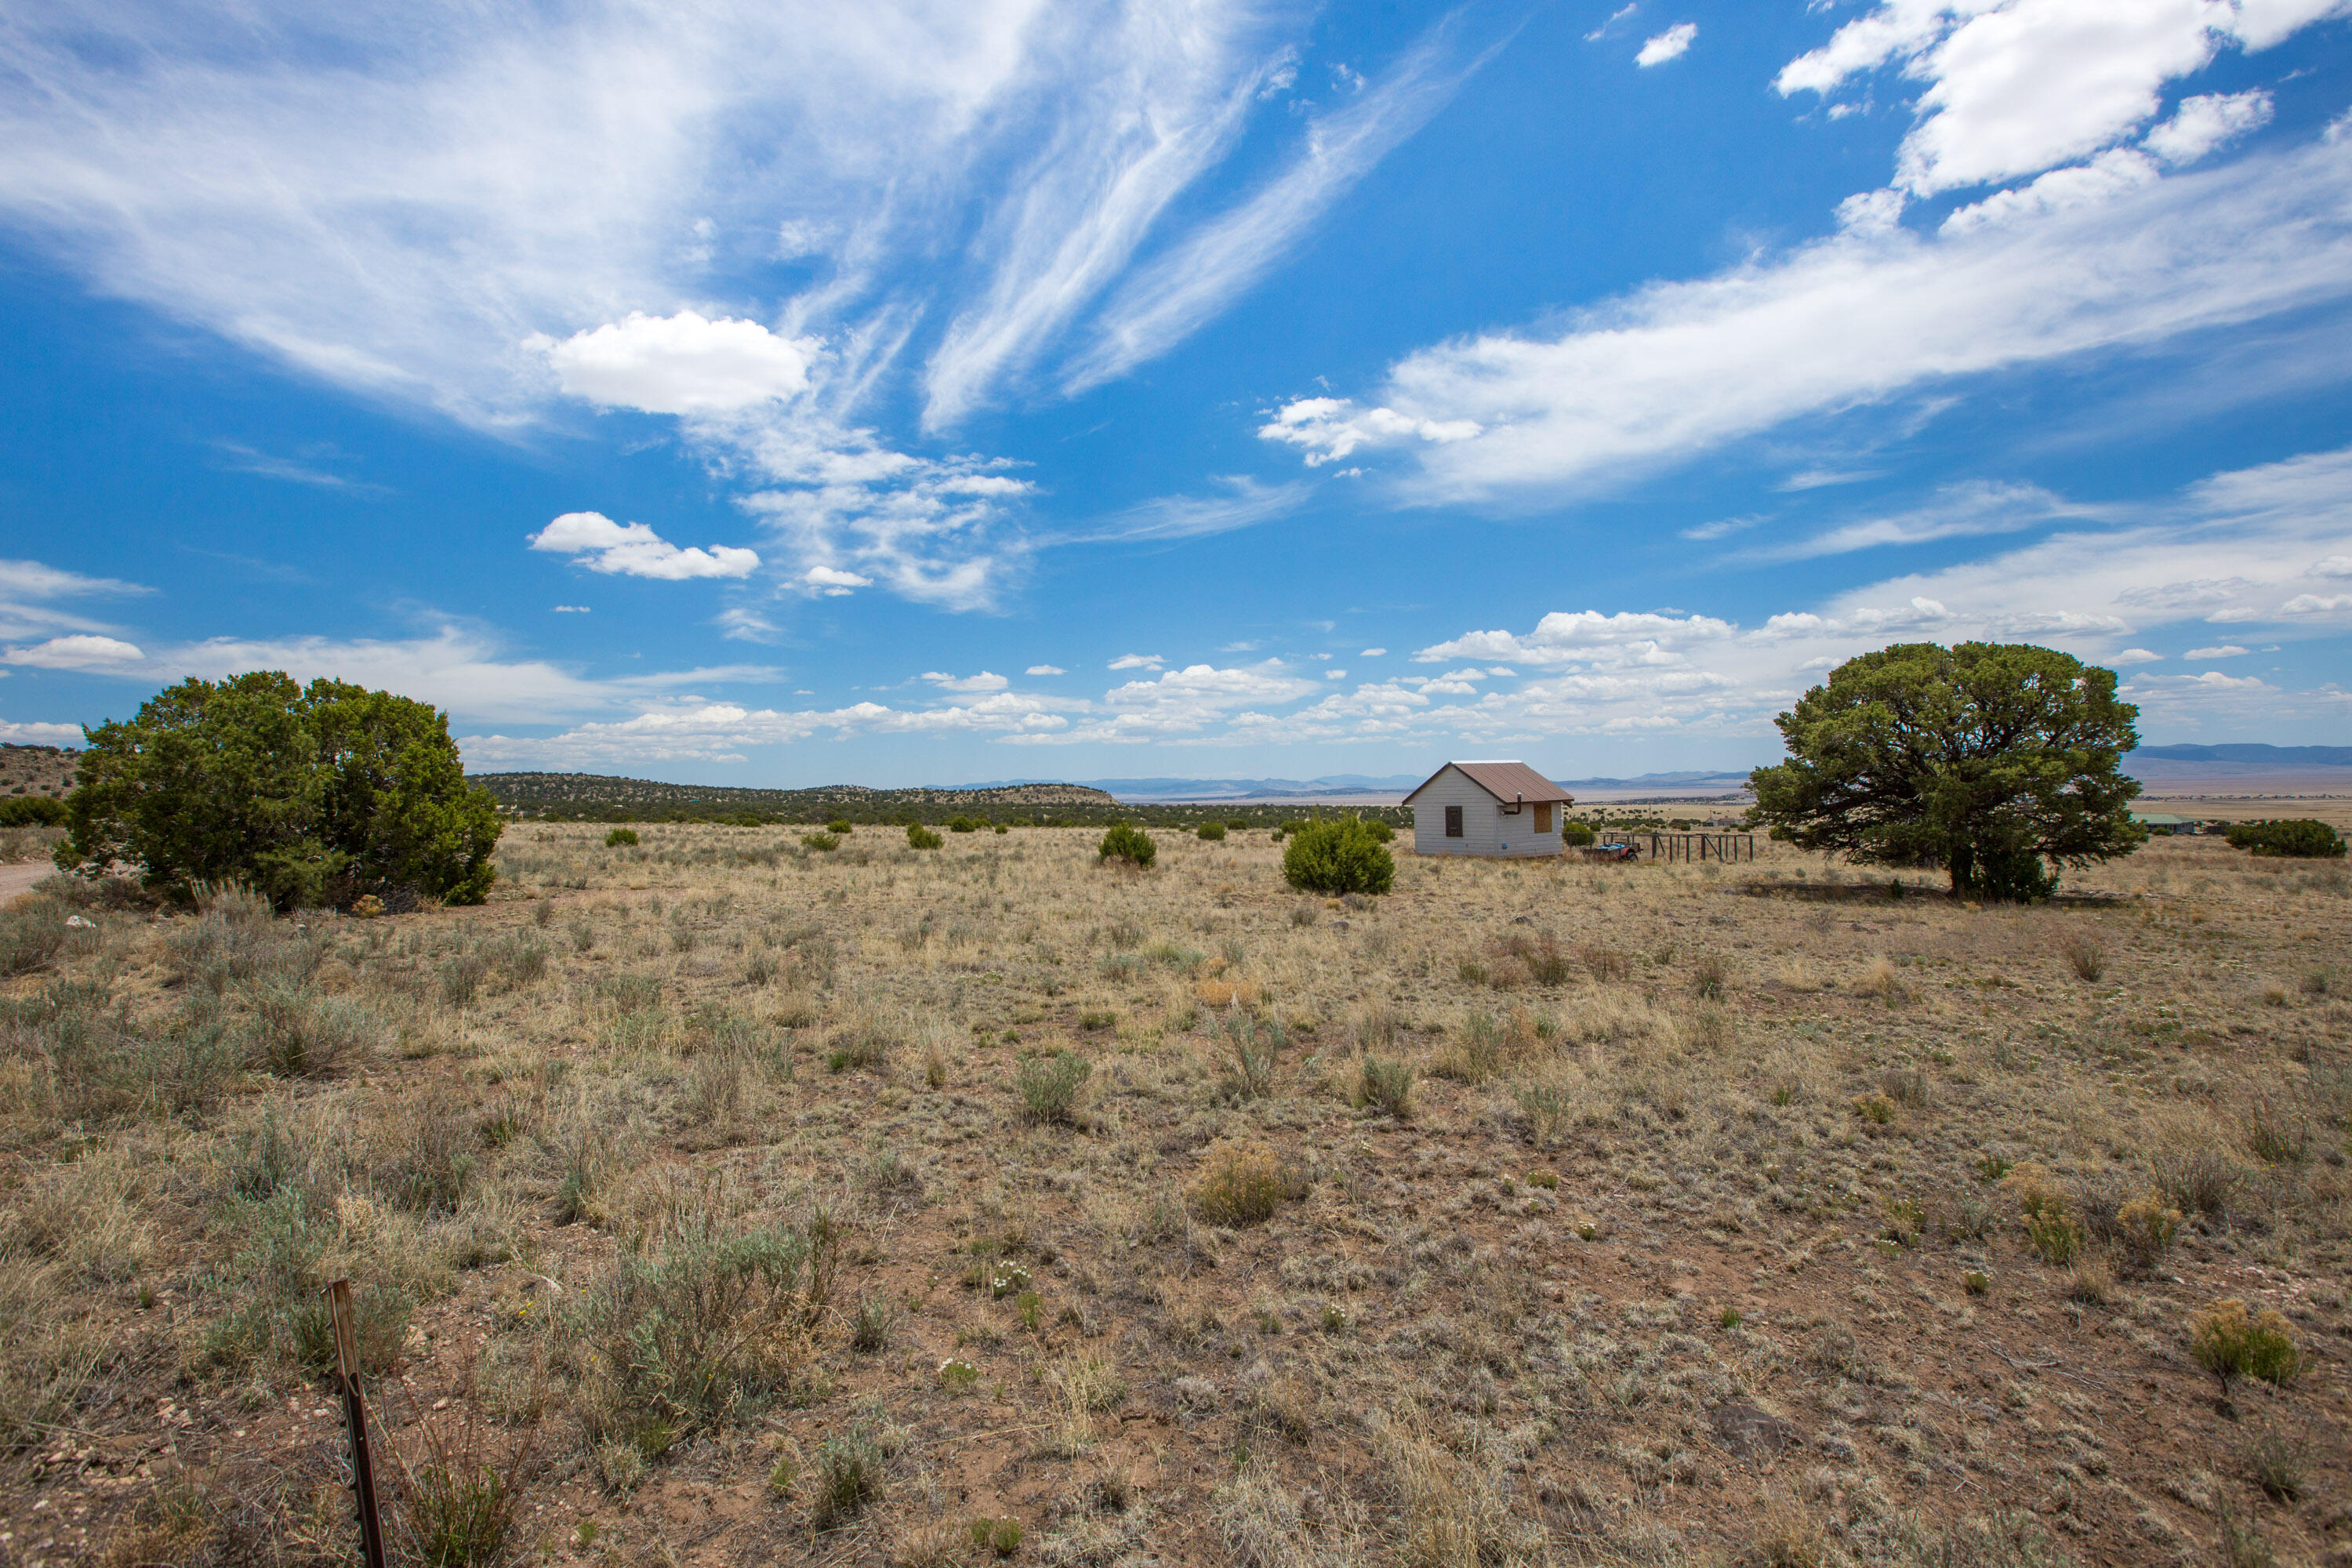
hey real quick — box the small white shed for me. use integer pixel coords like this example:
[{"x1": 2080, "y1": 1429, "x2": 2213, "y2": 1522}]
[{"x1": 1403, "y1": 761, "x2": 1576, "y2": 858}]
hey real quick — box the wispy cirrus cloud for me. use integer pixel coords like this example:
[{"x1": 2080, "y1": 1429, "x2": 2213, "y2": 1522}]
[
  {"x1": 1739, "y1": 480, "x2": 2105, "y2": 562},
  {"x1": 1258, "y1": 136, "x2": 2352, "y2": 503},
  {"x1": 0, "y1": 0, "x2": 1460, "y2": 614},
  {"x1": 1065, "y1": 16, "x2": 1490, "y2": 396},
  {"x1": 1057, "y1": 477, "x2": 1308, "y2": 545},
  {"x1": 0, "y1": 557, "x2": 149, "y2": 643}
]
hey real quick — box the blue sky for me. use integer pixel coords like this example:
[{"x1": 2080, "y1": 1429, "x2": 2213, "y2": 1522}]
[{"x1": 4, "y1": 0, "x2": 2350, "y2": 786}]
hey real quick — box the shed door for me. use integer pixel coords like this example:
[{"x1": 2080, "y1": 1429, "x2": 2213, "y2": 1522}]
[
  {"x1": 1534, "y1": 803, "x2": 1553, "y2": 833},
  {"x1": 1444, "y1": 804, "x2": 1464, "y2": 837}
]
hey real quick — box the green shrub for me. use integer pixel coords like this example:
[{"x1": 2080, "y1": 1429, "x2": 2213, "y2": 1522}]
[
  {"x1": 2117, "y1": 1192, "x2": 2183, "y2": 1274},
  {"x1": 1190, "y1": 1143, "x2": 1287, "y2": 1226},
  {"x1": 0, "y1": 902, "x2": 69, "y2": 978},
  {"x1": 0, "y1": 797, "x2": 67, "y2": 827},
  {"x1": 1017, "y1": 1050, "x2": 1093, "y2": 1123},
  {"x1": 2224, "y1": 819, "x2": 2346, "y2": 858},
  {"x1": 851, "y1": 1291, "x2": 896, "y2": 1353},
  {"x1": 1226, "y1": 819, "x2": 1248, "y2": 830},
  {"x1": 2190, "y1": 1298, "x2": 2302, "y2": 1390},
  {"x1": 971, "y1": 1516, "x2": 1024, "y2": 1555},
  {"x1": 810, "y1": 1423, "x2": 884, "y2": 1528},
  {"x1": 826, "y1": 819, "x2": 854, "y2": 835},
  {"x1": 1361, "y1": 818, "x2": 1394, "y2": 842},
  {"x1": 1215, "y1": 1009, "x2": 1280, "y2": 1101},
  {"x1": 1098, "y1": 824, "x2": 1156, "y2": 868},
  {"x1": 1196, "y1": 821, "x2": 1227, "y2": 841},
  {"x1": 800, "y1": 832, "x2": 839, "y2": 852},
  {"x1": 1563, "y1": 821, "x2": 1595, "y2": 847},
  {"x1": 61, "y1": 671, "x2": 501, "y2": 907},
  {"x1": 1354, "y1": 1056, "x2": 1414, "y2": 1118},
  {"x1": 197, "y1": 1189, "x2": 412, "y2": 1379},
  {"x1": 948, "y1": 816, "x2": 982, "y2": 833},
  {"x1": 250, "y1": 982, "x2": 379, "y2": 1076},
  {"x1": 906, "y1": 824, "x2": 943, "y2": 851},
  {"x1": 1281, "y1": 820, "x2": 1395, "y2": 896},
  {"x1": 604, "y1": 828, "x2": 638, "y2": 848},
  {"x1": 2002, "y1": 1165, "x2": 2084, "y2": 1265},
  {"x1": 565, "y1": 1210, "x2": 842, "y2": 1454}
]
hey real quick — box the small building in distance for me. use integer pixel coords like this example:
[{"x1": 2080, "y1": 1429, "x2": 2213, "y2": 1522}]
[{"x1": 1404, "y1": 761, "x2": 1575, "y2": 858}]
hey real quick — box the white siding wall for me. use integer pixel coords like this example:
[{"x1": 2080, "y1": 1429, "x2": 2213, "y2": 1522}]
[{"x1": 1408, "y1": 767, "x2": 1563, "y2": 858}]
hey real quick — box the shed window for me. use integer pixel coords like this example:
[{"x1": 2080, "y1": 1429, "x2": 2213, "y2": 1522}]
[
  {"x1": 1444, "y1": 804, "x2": 1464, "y2": 838},
  {"x1": 1534, "y1": 803, "x2": 1553, "y2": 833}
]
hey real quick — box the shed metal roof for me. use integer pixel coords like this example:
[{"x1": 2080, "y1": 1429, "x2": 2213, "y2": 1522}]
[{"x1": 1404, "y1": 760, "x2": 1576, "y2": 806}]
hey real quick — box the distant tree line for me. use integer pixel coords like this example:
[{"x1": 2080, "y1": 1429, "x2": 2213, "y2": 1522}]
[{"x1": 508, "y1": 800, "x2": 1415, "y2": 833}]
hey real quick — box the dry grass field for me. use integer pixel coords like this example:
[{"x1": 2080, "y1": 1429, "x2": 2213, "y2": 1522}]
[{"x1": 2, "y1": 821, "x2": 2348, "y2": 1568}]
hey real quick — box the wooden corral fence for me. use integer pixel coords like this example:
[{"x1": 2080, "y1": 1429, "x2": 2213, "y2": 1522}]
[{"x1": 1599, "y1": 831, "x2": 1756, "y2": 863}]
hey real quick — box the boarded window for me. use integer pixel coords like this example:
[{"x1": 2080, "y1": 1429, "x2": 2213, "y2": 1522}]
[
  {"x1": 1444, "y1": 804, "x2": 1464, "y2": 837},
  {"x1": 1534, "y1": 802, "x2": 1553, "y2": 833}
]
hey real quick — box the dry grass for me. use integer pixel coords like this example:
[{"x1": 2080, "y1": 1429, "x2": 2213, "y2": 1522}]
[{"x1": 5, "y1": 822, "x2": 2349, "y2": 1567}]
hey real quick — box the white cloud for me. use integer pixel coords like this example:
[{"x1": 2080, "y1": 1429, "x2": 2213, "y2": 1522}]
[
  {"x1": 211, "y1": 441, "x2": 383, "y2": 492},
  {"x1": 1030, "y1": 660, "x2": 1321, "y2": 743},
  {"x1": 2313, "y1": 554, "x2": 2352, "y2": 577},
  {"x1": 532, "y1": 311, "x2": 818, "y2": 414},
  {"x1": 1025, "y1": 663, "x2": 1066, "y2": 676},
  {"x1": 0, "y1": 557, "x2": 149, "y2": 643},
  {"x1": 5, "y1": 621, "x2": 781, "y2": 727},
  {"x1": 1896, "y1": 0, "x2": 2220, "y2": 195},
  {"x1": 920, "y1": 670, "x2": 1010, "y2": 692},
  {"x1": 2183, "y1": 644, "x2": 2251, "y2": 658},
  {"x1": 1682, "y1": 515, "x2": 1760, "y2": 541},
  {"x1": 2127, "y1": 670, "x2": 2273, "y2": 695},
  {"x1": 1776, "y1": 2, "x2": 2328, "y2": 198},
  {"x1": 801, "y1": 565, "x2": 874, "y2": 597},
  {"x1": 530, "y1": 511, "x2": 760, "y2": 579},
  {"x1": 1940, "y1": 147, "x2": 2160, "y2": 234},
  {"x1": 1835, "y1": 188, "x2": 1909, "y2": 236},
  {"x1": 2230, "y1": 0, "x2": 2352, "y2": 50},
  {"x1": 713, "y1": 607, "x2": 779, "y2": 641},
  {"x1": 1059, "y1": 477, "x2": 1306, "y2": 545},
  {"x1": 2111, "y1": 648, "x2": 2163, "y2": 662},
  {"x1": 1586, "y1": 5, "x2": 1639, "y2": 42},
  {"x1": 2281, "y1": 592, "x2": 2352, "y2": 614},
  {"x1": 529, "y1": 309, "x2": 1033, "y2": 610},
  {"x1": 461, "y1": 688, "x2": 1085, "y2": 767},
  {"x1": 1359, "y1": 647, "x2": 1386, "y2": 657},
  {"x1": 1257, "y1": 397, "x2": 1483, "y2": 468},
  {"x1": 1108, "y1": 653, "x2": 1165, "y2": 670},
  {"x1": 1325, "y1": 668, "x2": 1347, "y2": 680},
  {"x1": 2145, "y1": 89, "x2": 2276, "y2": 165},
  {"x1": 1635, "y1": 23, "x2": 1697, "y2": 67},
  {"x1": 1415, "y1": 610, "x2": 1737, "y2": 666},
  {"x1": 1746, "y1": 481, "x2": 2101, "y2": 560},
  {"x1": 0, "y1": 719, "x2": 87, "y2": 745},
  {"x1": 1259, "y1": 139, "x2": 2352, "y2": 502},
  {"x1": 552, "y1": 604, "x2": 590, "y2": 613},
  {"x1": 2, "y1": 634, "x2": 147, "y2": 669}
]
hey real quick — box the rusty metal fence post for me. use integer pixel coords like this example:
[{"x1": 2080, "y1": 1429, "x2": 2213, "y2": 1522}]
[{"x1": 325, "y1": 1279, "x2": 389, "y2": 1568}]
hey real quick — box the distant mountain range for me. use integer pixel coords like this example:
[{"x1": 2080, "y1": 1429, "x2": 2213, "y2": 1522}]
[{"x1": 2135, "y1": 744, "x2": 2352, "y2": 766}]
